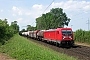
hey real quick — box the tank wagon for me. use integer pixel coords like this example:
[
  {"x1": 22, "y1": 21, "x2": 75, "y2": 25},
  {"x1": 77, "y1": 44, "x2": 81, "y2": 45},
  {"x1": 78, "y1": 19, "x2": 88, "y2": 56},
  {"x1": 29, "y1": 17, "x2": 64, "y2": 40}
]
[{"x1": 37, "y1": 30, "x2": 45, "y2": 41}]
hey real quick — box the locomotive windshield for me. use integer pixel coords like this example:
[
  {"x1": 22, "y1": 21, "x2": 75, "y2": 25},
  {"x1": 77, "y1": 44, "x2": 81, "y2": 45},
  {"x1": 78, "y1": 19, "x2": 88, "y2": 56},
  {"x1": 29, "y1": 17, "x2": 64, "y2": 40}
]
[{"x1": 62, "y1": 30, "x2": 72, "y2": 34}]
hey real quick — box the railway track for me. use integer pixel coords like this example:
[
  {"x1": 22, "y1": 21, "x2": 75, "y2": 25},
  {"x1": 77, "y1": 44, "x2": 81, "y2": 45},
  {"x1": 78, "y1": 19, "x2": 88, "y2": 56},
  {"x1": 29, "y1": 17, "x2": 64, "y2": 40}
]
[
  {"x1": 26, "y1": 37, "x2": 90, "y2": 60},
  {"x1": 66, "y1": 46, "x2": 90, "y2": 60}
]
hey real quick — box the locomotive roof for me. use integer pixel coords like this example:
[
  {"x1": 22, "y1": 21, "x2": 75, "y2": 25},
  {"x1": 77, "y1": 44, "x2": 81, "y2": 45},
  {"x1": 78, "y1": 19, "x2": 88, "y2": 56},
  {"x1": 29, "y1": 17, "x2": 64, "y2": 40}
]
[
  {"x1": 57, "y1": 28, "x2": 72, "y2": 30},
  {"x1": 45, "y1": 28, "x2": 72, "y2": 32}
]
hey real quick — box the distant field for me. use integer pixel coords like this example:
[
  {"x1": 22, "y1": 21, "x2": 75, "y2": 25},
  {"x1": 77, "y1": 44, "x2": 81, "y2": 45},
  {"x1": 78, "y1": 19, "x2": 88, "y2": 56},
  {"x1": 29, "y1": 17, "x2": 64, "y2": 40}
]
[{"x1": 0, "y1": 34, "x2": 77, "y2": 60}]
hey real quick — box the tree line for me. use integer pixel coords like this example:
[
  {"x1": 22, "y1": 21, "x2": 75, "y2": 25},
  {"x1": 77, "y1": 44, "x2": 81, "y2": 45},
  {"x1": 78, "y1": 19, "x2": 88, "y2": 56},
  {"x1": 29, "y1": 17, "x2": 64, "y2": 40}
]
[
  {"x1": 0, "y1": 19, "x2": 19, "y2": 44},
  {"x1": 36, "y1": 8, "x2": 70, "y2": 30}
]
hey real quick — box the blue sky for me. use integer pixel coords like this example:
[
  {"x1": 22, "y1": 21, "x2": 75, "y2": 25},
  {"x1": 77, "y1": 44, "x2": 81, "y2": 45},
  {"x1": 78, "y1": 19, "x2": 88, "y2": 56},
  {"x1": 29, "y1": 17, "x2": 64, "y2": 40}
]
[{"x1": 0, "y1": 0, "x2": 90, "y2": 31}]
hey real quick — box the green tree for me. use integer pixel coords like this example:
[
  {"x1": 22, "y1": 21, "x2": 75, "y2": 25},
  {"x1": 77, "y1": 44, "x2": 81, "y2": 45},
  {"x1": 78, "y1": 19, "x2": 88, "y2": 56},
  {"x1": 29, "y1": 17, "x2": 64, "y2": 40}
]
[
  {"x1": 50, "y1": 8, "x2": 70, "y2": 27},
  {"x1": 11, "y1": 21, "x2": 19, "y2": 33},
  {"x1": 21, "y1": 29, "x2": 26, "y2": 32},
  {"x1": 0, "y1": 19, "x2": 17, "y2": 44},
  {"x1": 36, "y1": 16, "x2": 43, "y2": 30},
  {"x1": 27, "y1": 25, "x2": 36, "y2": 31},
  {"x1": 0, "y1": 19, "x2": 7, "y2": 43},
  {"x1": 27, "y1": 25, "x2": 32, "y2": 31},
  {"x1": 36, "y1": 8, "x2": 70, "y2": 30}
]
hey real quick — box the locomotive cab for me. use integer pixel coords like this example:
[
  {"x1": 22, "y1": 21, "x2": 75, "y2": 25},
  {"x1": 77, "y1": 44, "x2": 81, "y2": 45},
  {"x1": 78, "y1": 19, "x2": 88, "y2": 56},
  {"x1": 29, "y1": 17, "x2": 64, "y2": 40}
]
[
  {"x1": 61, "y1": 30, "x2": 73, "y2": 40},
  {"x1": 56, "y1": 28, "x2": 74, "y2": 46}
]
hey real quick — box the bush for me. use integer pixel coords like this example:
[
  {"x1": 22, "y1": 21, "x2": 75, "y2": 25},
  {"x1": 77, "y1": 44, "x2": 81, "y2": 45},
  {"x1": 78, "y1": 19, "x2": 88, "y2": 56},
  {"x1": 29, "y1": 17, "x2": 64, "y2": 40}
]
[
  {"x1": 0, "y1": 19, "x2": 19, "y2": 45},
  {"x1": 74, "y1": 29, "x2": 90, "y2": 44}
]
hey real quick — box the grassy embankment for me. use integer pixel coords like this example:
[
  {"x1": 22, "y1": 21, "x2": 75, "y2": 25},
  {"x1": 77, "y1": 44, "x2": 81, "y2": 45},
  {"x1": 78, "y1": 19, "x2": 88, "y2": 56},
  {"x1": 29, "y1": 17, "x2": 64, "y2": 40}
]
[{"x1": 0, "y1": 34, "x2": 77, "y2": 60}]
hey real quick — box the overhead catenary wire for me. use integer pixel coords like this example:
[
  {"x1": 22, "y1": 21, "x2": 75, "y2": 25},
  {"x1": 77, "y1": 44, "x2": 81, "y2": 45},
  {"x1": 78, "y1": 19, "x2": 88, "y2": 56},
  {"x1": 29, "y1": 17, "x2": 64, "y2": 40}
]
[
  {"x1": 22, "y1": 0, "x2": 55, "y2": 29},
  {"x1": 41, "y1": 0, "x2": 54, "y2": 15},
  {"x1": 30, "y1": 0, "x2": 55, "y2": 26}
]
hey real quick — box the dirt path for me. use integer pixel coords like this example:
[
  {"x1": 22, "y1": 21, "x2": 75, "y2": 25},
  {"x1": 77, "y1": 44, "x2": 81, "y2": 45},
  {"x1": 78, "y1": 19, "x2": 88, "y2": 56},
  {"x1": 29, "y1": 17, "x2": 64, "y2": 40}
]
[
  {"x1": 75, "y1": 42, "x2": 90, "y2": 47},
  {"x1": 0, "y1": 53, "x2": 15, "y2": 60}
]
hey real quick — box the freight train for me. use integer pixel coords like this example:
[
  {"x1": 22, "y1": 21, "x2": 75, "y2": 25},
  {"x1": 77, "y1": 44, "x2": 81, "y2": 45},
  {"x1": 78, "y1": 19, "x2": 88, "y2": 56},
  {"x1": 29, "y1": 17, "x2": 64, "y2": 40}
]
[{"x1": 20, "y1": 28, "x2": 74, "y2": 47}]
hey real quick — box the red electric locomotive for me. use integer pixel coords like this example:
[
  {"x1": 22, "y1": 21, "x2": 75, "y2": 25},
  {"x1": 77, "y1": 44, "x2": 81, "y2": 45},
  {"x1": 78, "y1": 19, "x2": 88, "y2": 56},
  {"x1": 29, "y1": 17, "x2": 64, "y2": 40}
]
[{"x1": 44, "y1": 28, "x2": 74, "y2": 46}]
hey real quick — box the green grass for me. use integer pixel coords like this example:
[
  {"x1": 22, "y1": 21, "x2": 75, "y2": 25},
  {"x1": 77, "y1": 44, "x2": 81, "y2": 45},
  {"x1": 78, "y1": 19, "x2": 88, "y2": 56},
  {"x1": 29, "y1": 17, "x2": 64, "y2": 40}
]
[{"x1": 0, "y1": 34, "x2": 77, "y2": 60}]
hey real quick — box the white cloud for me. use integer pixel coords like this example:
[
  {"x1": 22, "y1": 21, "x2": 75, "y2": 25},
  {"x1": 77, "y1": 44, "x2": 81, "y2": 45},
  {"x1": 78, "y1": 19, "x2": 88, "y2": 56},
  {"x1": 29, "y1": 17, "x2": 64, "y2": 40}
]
[
  {"x1": 12, "y1": 5, "x2": 45, "y2": 18},
  {"x1": 16, "y1": 18, "x2": 23, "y2": 25},
  {"x1": 24, "y1": 0, "x2": 90, "y2": 19},
  {"x1": 32, "y1": 4, "x2": 43, "y2": 10},
  {"x1": 12, "y1": 6, "x2": 23, "y2": 16},
  {"x1": 83, "y1": 5, "x2": 90, "y2": 11},
  {"x1": 51, "y1": 0, "x2": 90, "y2": 11},
  {"x1": 12, "y1": 6, "x2": 19, "y2": 11},
  {"x1": 12, "y1": 14, "x2": 16, "y2": 16},
  {"x1": 17, "y1": 18, "x2": 23, "y2": 22},
  {"x1": 25, "y1": 12, "x2": 31, "y2": 15},
  {"x1": 31, "y1": 4, "x2": 48, "y2": 18},
  {"x1": 18, "y1": 11, "x2": 22, "y2": 15},
  {"x1": 0, "y1": 10, "x2": 3, "y2": 12},
  {"x1": 0, "y1": 17, "x2": 2, "y2": 19}
]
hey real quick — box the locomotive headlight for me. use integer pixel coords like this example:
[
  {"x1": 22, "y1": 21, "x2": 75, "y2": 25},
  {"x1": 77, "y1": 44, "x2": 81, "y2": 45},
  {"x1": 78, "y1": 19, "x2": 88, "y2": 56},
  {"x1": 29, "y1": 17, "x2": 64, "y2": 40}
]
[
  {"x1": 69, "y1": 36, "x2": 71, "y2": 38},
  {"x1": 63, "y1": 36, "x2": 65, "y2": 39},
  {"x1": 69, "y1": 36, "x2": 72, "y2": 39}
]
